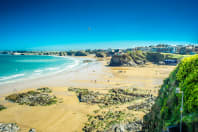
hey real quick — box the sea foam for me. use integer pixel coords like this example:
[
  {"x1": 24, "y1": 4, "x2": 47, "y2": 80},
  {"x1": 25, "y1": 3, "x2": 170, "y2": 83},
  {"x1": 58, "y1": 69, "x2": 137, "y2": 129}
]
[{"x1": 0, "y1": 74, "x2": 25, "y2": 81}]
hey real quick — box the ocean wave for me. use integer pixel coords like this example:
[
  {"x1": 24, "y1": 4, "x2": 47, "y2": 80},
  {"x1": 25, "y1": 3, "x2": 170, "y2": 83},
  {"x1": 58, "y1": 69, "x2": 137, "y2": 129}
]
[
  {"x1": 66, "y1": 59, "x2": 80, "y2": 69},
  {"x1": 34, "y1": 69, "x2": 43, "y2": 73},
  {"x1": 0, "y1": 74, "x2": 25, "y2": 81},
  {"x1": 46, "y1": 58, "x2": 80, "y2": 75},
  {"x1": 15, "y1": 59, "x2": 57, "y2": 63}
]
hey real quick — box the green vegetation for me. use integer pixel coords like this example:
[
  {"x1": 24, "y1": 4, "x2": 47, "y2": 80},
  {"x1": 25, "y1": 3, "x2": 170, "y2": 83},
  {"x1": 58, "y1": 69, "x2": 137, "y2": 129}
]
[
  {"x1": 110, "y1": 50, "x2": 192, "y2": 66},
  {"x1": 143, "y1": 55, "x2": 198, "y2": 132},
  {"x1": 162, "y1": 53, "x2": 192, "y2": 60},
  {"x1": 146, "y1": 52, "x2": 192, "y2": 64},
  {"x1": 128, "y1": 50, "x2": 146, "y2": 64},
  {"x1": 177, "y1": 55, "x2": 198, "y2": 113},
  {"x1": 146, "y1": 52, "x2": 165, "y2": 63},
  {"x1": 0, "y1": 104, "x2": 6, "y2": 111}
]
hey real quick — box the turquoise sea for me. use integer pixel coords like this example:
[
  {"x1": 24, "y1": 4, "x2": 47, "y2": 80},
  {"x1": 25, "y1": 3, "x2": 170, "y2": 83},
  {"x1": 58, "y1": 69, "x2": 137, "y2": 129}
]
[{"x1": 0, "y1": 55, "x2": 79, "y2": 84}]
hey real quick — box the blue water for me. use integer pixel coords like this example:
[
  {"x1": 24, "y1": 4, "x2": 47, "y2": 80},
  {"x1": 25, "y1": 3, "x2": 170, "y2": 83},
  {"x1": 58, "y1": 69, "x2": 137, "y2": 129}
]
[{"x1": 0, "y1": 55, "x2": 79, "y2": 84}]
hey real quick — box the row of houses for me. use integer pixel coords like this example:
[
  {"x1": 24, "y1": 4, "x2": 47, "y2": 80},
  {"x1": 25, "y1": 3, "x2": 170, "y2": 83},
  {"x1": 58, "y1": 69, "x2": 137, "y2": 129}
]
[
  {"x1": 135, "y1": 44, "x2": 198, "y2": 54},
  {"x1": 85, "y1": 44, "x2": 198, "y2": 57}
]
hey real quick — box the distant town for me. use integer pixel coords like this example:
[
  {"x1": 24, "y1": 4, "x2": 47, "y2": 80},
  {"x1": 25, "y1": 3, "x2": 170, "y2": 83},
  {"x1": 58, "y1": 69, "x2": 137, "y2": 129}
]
[{"x1": 1, "y1": 44, "x2": 197, "y2": 56}]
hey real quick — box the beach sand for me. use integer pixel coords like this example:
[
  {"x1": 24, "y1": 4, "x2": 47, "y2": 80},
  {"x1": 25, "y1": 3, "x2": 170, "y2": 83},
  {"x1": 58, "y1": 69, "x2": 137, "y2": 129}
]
[{"x1": 0, "y1": 56, "x2": 176, "y2": 132}]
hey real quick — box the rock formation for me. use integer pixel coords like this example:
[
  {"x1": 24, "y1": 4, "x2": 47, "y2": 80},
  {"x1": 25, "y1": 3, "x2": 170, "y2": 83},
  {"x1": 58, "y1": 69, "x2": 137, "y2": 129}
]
[
  {"x1": 109, "y1": 51, "x2": 146, "y2": 66},
  {"x1": 109, "y1": 54, "x2": 137, "y2": 66}
]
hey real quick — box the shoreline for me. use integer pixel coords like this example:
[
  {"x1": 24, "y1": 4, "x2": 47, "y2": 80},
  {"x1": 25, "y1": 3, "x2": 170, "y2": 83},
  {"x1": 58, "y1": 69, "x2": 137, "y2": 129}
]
[
  {"x1": 0, "y1": 55, "x2": 97, "y2": 96},
  {"x1": 0, "y1": 55, "x2": 84, "y2": 85}
]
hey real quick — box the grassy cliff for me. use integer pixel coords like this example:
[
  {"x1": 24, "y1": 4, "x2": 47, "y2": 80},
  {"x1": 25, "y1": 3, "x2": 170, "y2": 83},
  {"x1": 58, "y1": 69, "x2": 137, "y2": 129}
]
[{"x1": 143, "y1": 55, "x2": 198, "y2": 132}]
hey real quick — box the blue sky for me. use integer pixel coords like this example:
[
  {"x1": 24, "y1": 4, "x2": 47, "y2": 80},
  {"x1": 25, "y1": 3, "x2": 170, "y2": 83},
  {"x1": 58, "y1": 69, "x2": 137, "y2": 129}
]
[{"x1": 0, "y1": 0, "x2": 198, "y2": 50}]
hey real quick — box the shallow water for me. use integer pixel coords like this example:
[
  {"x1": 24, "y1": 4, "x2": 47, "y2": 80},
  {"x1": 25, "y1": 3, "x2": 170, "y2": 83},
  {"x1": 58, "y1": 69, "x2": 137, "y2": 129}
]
[{"x1": 0, "y1": 55, "x2": 80, "y2": 84}]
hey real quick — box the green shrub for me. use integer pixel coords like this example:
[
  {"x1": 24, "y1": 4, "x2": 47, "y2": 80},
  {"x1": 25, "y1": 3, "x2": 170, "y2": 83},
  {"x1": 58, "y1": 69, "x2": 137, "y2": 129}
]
[
  {"x1": 177, "y1": 55, "x2": 198, "y2": 113},
  {"x1": 143, "y1": 55, "x2": 198, "y2": 132},
  {"x1": 146, "y1": 52, "x2": 165, "y2": 63}
]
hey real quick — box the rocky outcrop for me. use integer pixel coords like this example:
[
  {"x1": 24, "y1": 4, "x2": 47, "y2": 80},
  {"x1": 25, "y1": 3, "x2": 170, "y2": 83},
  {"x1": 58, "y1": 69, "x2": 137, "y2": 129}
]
[
  {"x1": 109, "y1": 51, "x2": 147, "y2": 66},
  {"x1": 82, "y1": 110, "x2": 143, "y2": 132},
  {"x1": 68, "y1": 87, "x2": 154, "y2": 132},
  {"x1": 68, "y1": 88, "x2": 134, "y2": 106},
  {"x1": 127, "y1": 96, "x2": 156, "y2": 112},
  {"x1": 37, "y1": 87, "x2": 52, "y2": 93},
  {"x1": 95, "y1": 52, "x2": 106, "y2": 58},
  {"x1": 82, "y1": 60, "x2": 93, "y2": 63},
  {"x1": 0, "y1": 105, "x2": 6, "y2": 111},
  {"x1": 0, "y1": 123, "x2": 19, "y2": 132},
  {"x1": 129, "y1": 50, "x2": 147, "y2": 65},
  {"x1": 74, "y1": 51, "x2": 88, "y2": 56},
  {"x1": 68, "y1": 88, "x2": 150, "y2": 107},
  {"x1": 5, "y1": 89, "x2": 57, "y2": 106},
  {"x1": 109, "y1": 54, "x2": 137, "y2": 66}
]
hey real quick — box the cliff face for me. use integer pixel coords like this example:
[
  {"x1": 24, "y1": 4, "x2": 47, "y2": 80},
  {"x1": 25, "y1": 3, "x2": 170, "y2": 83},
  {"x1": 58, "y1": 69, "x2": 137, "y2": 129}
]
[
  {"x1": 143, "y1": 55, "x2": 198, "y2": 132},
  {"x1": 109, "y1": 54, "x2": 137, "y2": 66},
  {"x1": 109, "y1": 51, "x2": 146, "y2": 66}
]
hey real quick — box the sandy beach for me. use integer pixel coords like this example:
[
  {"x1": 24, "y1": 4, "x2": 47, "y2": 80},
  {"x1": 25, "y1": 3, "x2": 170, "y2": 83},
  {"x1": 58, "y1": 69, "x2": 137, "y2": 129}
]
[{"x1": 0, "y1": 56, "x2": 176, "y2": 132}]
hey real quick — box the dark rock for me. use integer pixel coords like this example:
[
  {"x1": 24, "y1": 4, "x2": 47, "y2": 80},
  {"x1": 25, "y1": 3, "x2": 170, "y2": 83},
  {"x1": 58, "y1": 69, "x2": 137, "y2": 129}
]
[
  {"x1": 74, "y1": 51, "x2": 88, "y2": 56},
  {"x1": 109, "y1": 51, "x2": 147, "y2": 66},
  {"x1": 96, "y1": 52, "x2": 106, "y2": 58},
  {"x1": 37, "y1": 87, "x2": 52, "y2": 93},
  {"x1": 0, "y1": 105, "x2": 6, "y2": 111},
  {"x1": 83, "y1": 60, "x2": 93, "y2": 63},
  {"x1": 29, "y1": 128, "x2": 36, "y2": 132}
]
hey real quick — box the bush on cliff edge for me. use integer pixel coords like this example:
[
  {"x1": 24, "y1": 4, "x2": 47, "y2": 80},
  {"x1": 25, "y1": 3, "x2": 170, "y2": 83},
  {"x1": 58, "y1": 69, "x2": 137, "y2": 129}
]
[{"x1": 143, "y1": 55, "x2": 198, "y2": 132}]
